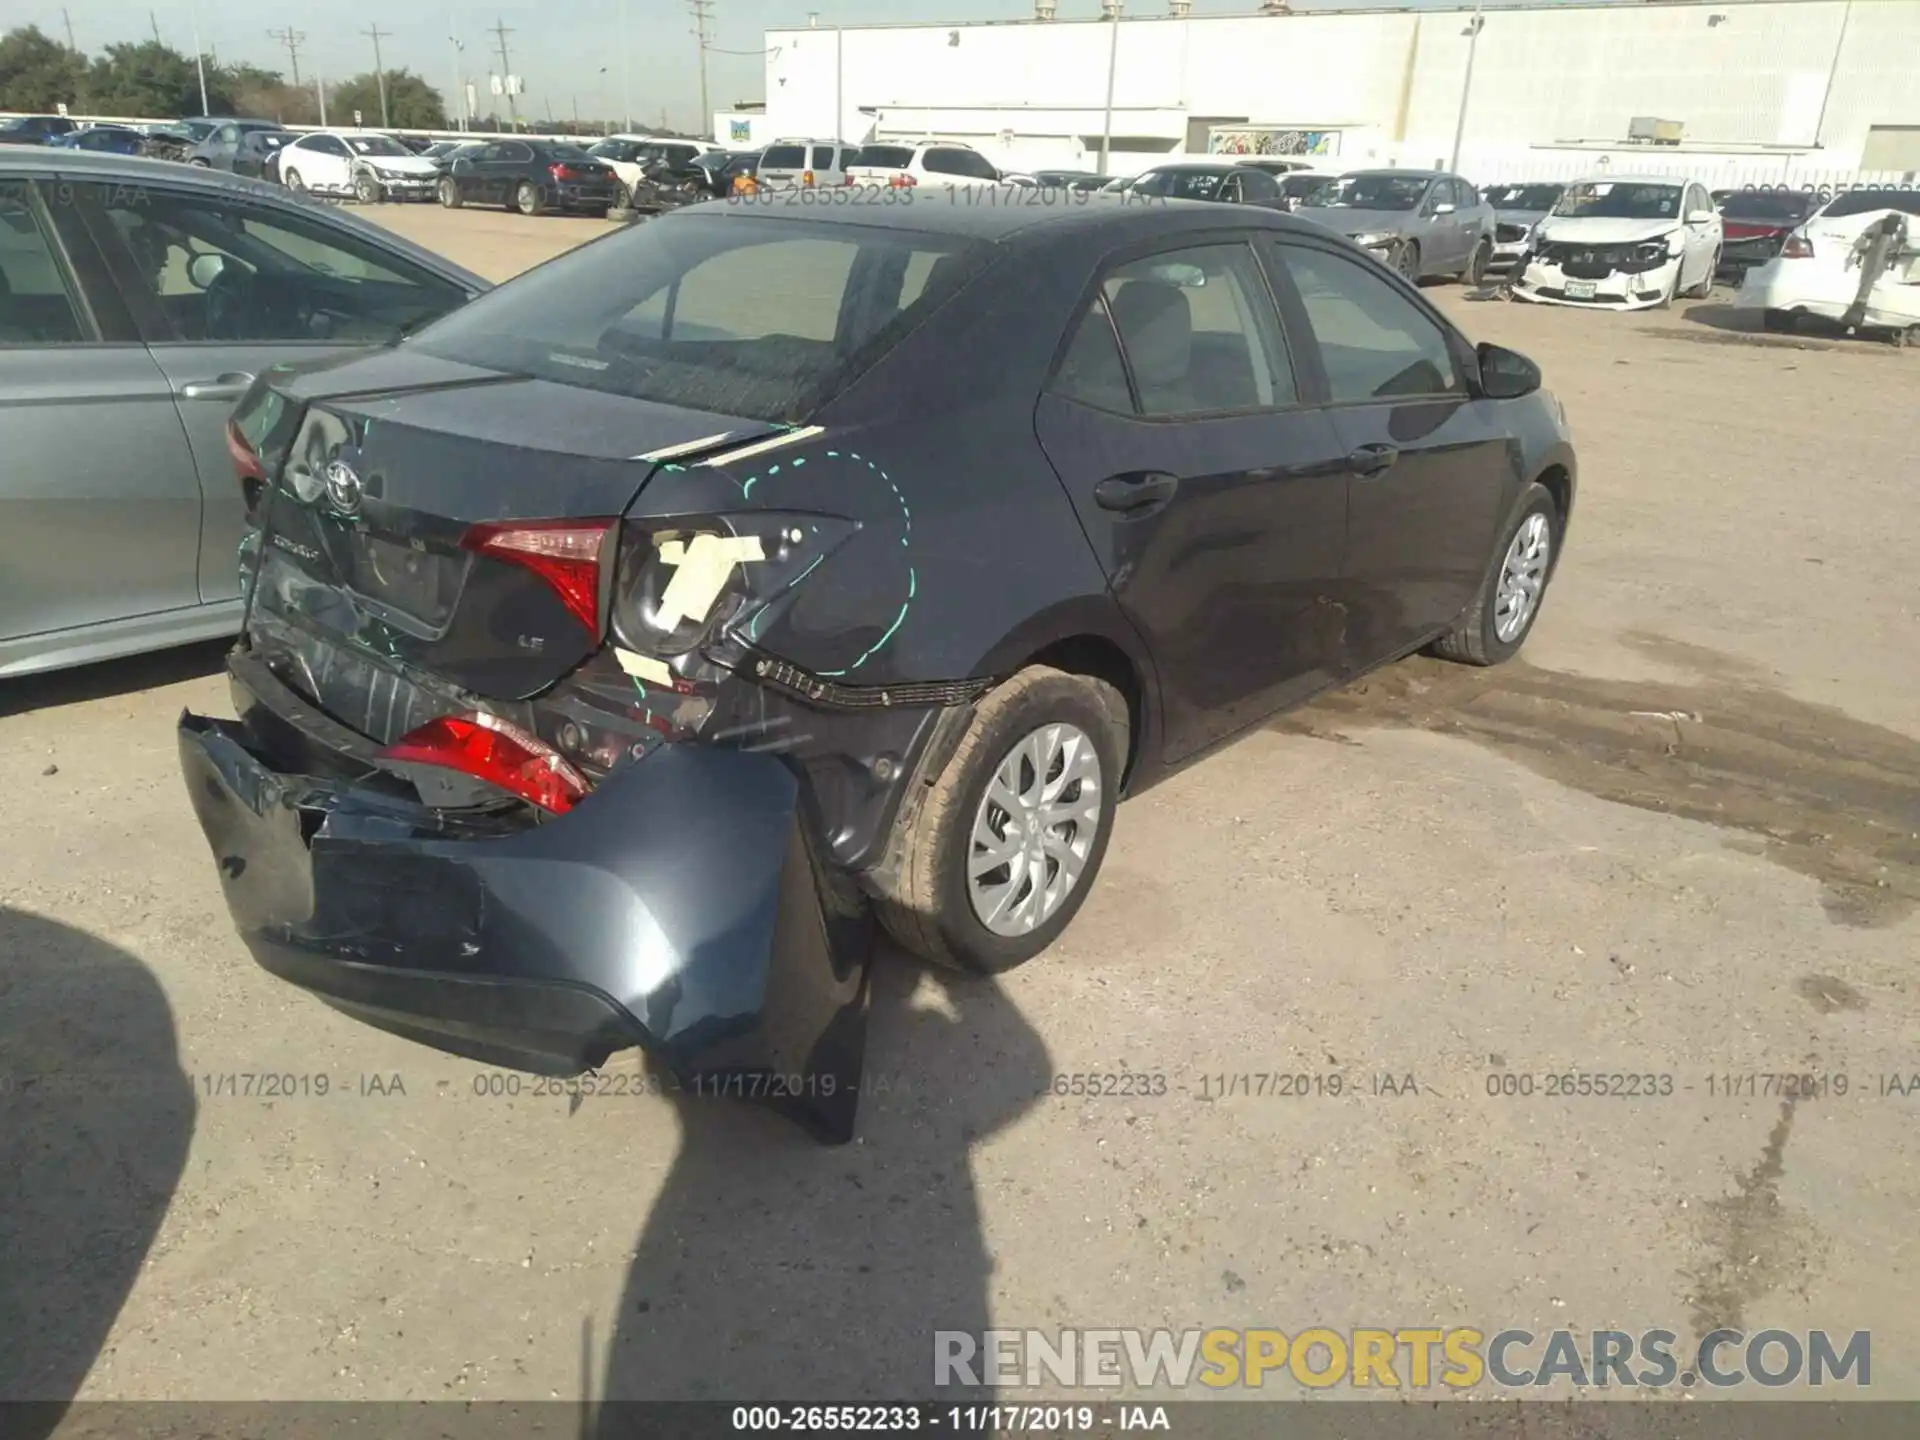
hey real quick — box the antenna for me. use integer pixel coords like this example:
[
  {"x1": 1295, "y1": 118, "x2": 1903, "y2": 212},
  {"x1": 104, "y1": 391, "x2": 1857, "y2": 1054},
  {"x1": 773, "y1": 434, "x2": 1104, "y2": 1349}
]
[
  {"x1": 361, "y1": 25, "x2": 393, "y2": 127},
  {"x1": 267, "y1": 25, "x2": 307, "y2": 87}
]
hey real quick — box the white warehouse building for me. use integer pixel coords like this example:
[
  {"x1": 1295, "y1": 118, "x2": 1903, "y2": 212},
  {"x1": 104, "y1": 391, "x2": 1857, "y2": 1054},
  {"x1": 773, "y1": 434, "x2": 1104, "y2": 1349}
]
[{"x1": 735, "y1": 0, "x2": 1920, "y2": 187}]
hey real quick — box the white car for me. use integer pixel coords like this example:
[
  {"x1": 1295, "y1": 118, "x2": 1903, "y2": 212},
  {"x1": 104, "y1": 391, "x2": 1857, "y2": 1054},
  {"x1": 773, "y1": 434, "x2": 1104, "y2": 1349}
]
[
  {"x1": 277, "y1": 131, "x2": 441, "y2": 203},
  {"x1": 587, "y1": 135, "x2": 707, "y2": 200},
  {"x1": 1511, "y1": 175, "x2": 1723, "y2": 310},
  {"x1": 1735, "y1": 188, "x2": 1920, "y2": 340},
  {"x1": 842, "y1": 141, "x2": 1004, "y2": 192}
]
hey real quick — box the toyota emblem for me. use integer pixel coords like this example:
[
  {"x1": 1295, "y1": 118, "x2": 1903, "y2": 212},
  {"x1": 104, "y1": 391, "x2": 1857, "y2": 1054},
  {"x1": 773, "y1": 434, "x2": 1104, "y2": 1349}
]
[{"x1": 322, "y1": 460, "x2": 363, "y2": 517}]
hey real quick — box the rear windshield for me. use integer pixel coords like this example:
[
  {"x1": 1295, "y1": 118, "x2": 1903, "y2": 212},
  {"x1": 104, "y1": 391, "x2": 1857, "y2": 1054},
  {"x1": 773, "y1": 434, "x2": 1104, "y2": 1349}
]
[
  {"x1": 1132, "y1": 168, "x2": 1231, "y2": 201},
  {"x1": 410, "y1": 214, "x2": 989, "y2": 423},
  {"x1": 543, "y1": 143, "x2": 594, "y2": 161},
  {"x1": 1483, "y1": 183, "x2": 1564, "y2": 211},
  {"x1": 1820, "y1": 188, "x2": 1920, "y2": 219},
  {"x1": 851, "y1": 145, "x2": 916, "y2": 169},
  {"x1": 761, "y1": 144, "x2": 806, "y2": 168},
  {"x1": 1719, "y1": 190, "x2": 1818, "y2": 220}
]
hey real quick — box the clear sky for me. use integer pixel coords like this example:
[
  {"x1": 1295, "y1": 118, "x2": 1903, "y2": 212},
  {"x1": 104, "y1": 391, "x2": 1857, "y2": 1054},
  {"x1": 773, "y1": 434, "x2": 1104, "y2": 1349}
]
[{"x1": 43, "y1": 0, "x2": 1558, "y2": 131}]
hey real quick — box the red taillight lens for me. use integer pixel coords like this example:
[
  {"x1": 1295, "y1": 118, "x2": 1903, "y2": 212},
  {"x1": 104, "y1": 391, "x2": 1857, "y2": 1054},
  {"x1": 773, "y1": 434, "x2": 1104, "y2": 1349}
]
[
  {"x1": 461, "y1": 519, "x2": 612, "y2": 637},
  {"x1": 383, "y1": 713, "x2": 588, "y2": 815},
  {"x1": 549, "y1": 162, "x2": 574, "y2": 181},
  {"x1": 226, "y1": 417, "x2": 264, "y2": 483},
  {"x1": 890, "y1": 173, "x2": 916, "y2": 189},
  {"x1": 1782, "y1": 232, "x2": 1814, "y2": 258}
]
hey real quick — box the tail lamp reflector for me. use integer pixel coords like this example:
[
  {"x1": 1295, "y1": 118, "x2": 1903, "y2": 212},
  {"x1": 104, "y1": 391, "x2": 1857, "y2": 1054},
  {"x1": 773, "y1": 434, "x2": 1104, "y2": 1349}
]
[
  {"x1": 460, "y1": 519, "x2": 613, "y2": 637},
  {"x1": 382, "y1": 712, "x2": 588, "y2": 814},
  {"x1": 1782, "y1": 233, "x2": 1814, "y2": 259}
]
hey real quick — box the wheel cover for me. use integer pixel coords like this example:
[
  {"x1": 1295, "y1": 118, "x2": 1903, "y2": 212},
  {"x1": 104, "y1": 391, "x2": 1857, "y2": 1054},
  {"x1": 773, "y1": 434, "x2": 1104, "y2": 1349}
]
[
  {"x1": 518, "y1": 184, "x2": 536, "y2": 212},
  {"x1": 1398, "y1": 245, "x2": 1417, "y2": 278},
  {"x1": 1494, "y1": 512, "x2": 1552, "y2": 643},
  {"x1": 967, "y1": 722, "x2": 1103, "y2": 937}
]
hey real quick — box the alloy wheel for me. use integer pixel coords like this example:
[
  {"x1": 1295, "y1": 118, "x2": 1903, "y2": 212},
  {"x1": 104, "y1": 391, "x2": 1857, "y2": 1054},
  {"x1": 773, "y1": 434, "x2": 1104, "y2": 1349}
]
[
  {"x1": 1494, "y1": 513, "x2": 1552, "y2": 643},
  {"x1": 967, "y1": 722, "x2": 1104, "y2": 937}
]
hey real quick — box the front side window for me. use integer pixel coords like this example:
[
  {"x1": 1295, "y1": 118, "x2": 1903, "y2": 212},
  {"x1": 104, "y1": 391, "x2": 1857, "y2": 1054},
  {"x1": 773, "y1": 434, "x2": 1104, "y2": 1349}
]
[
  {"x1": 88, "y1": 187, "x2": 465, "y2": 344},
  {"x1": 1097, "y1": 243, "x2": 1294, "y2": 417},
  {"x1": 1273, "y1": 242, "x2": 1462, "y2": 403},
  {"x1": 411, "y1": 214, "x2": 986, "y2": 422},
  {"x1": 0, "y1": 188, "x2": 89, "y2": 344}
]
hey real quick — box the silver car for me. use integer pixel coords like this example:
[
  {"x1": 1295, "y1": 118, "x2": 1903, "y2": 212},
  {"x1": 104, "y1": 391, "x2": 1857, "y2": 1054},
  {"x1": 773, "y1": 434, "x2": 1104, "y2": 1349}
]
[
  {"x1": 1296, "y1": 169, "x2": 1496, "y2": 283},
  {"x1": 1481, "y1": 182, "x2": 1568, "y2": 275},
  {"x1": 0, "y1": 149, "x2": 486, "y2": 678}
]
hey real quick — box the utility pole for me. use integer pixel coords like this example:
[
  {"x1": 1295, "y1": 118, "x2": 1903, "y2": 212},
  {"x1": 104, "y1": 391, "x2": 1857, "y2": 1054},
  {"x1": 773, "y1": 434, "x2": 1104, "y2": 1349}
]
[
  {"x1": 362, "y1": 24, "x2": 393, "y2": 127},
  {"x1": 61, "y1": 7, "x2": 77, "y2": 49},
  {"x1": 490, "y1": 18, "x2": 517, "y2": 129},
  {"x1": 688, "y1": 0, "x2": 714, "y2": 135},
  {"x1": 619, "y1": 0, "x2": 633, "y2": 136},
  {"x1": 149, "y1": 11, "x2": 162, "y2": 44},
  {"x1": 190, "y1": 2, "x2": 210, "y2": 116},
  {"x1": 450, "y1": 14, "x2": 467, "y2": 132},
  {"x1": 1097, "y1": 10, "x2": 1119, "y2": 176},
  {"x1": 1448, "y1": 2, "x2": 1485, "y2": 175},
  {"x1": 268, "y1": 26, "x2": 306, "y2": 88}
]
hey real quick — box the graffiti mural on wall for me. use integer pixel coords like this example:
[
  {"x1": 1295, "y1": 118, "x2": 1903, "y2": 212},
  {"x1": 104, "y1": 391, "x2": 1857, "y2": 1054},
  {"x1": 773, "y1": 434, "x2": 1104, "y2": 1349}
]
[{"x1": 1209, "y1": 127, "x2": 1342, "y2": 158}]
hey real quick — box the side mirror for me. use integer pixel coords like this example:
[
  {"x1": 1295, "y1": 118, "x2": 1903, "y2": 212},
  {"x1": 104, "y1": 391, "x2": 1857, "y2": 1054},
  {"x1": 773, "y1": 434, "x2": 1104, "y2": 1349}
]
[
  {"x1": 186, "y1": 252, "x2": 226, "y2": 290},
  {"x1": 1433, "y1": 201, "x2": 1458, "y2": 215},
  {"x1": 1477, "y1": 342, "x2": 1541, "y2": 400},
  {"x1": 1687, "y1": 208, "x2": 1716, "y2": 224}
]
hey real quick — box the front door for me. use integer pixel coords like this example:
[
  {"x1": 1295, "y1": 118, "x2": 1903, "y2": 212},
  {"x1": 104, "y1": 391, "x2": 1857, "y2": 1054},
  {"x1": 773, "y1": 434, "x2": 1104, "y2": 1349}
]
[
  {"x1": 0, "y1": 180, "x2": 205, "y2": 660},
  {"x1": 1264, "y1": 237, "x2": 1512, "y2": 668},
  {"x1": 1035, "y1": 239, "x2": 1350, "y2": 761}
]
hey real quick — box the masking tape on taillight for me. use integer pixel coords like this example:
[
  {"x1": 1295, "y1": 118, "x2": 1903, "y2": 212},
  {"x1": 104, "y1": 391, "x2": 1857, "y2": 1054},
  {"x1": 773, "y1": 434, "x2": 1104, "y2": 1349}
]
[{"x1": 655, "y1": 534, "x2": 766, "y2": 629}]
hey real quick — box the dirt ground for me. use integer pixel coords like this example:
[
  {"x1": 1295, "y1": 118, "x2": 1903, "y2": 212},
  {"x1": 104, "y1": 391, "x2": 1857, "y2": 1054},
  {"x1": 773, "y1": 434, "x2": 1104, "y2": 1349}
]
[{"x1": 3, "y1": 203, "x2": 1917, "y2": 1411}]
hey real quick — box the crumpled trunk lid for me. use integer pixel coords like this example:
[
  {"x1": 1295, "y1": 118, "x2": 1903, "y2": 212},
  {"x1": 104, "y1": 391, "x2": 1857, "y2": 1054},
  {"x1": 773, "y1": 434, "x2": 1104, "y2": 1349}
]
[{"x1": 237, "y1": 350, "x2": 779, "y2": 730}]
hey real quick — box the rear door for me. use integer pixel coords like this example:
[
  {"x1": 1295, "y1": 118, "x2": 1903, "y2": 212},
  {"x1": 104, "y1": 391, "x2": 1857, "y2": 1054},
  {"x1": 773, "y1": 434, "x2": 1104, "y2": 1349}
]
[
  {"x1": 75, "y1": 180, "x2": 473, "y2": 605},
  {"x1": 1035, "y1": 237, "x2": 1350, "y2": 760},
  {"x1": 758, "y1": 142, "x2": 808, "y2": 189},
  {"x1": 0, "y1": 177, "x2": 207, "y2": 657},
  {"x1": 1264, "y1": 236, "x2": 1510, "y2": 669}
]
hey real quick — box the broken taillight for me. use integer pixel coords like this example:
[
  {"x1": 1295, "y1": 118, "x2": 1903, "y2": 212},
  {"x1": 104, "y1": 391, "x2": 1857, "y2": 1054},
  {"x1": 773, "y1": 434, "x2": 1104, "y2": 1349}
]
[
  {"x1": 1782, "y1": 232, "x2": 1815, "y2": 259},
  {"x1": 460, "y1": 519, "x2": 613, "y2": 638},
  {"x1": 382, "y1": 712, "x2": 588, "y2": 814}
]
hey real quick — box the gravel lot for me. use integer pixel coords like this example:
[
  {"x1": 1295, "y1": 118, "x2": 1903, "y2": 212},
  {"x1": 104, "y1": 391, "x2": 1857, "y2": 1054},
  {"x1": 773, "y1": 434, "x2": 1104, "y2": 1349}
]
[{"x1": 4, "y1": 202, "x2": 1917, "y2": 1411}]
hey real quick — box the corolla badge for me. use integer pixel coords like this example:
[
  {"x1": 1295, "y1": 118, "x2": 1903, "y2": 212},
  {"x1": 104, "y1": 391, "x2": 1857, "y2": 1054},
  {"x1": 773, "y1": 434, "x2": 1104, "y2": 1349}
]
[{"x1": 322, "y1": 460, "x2": 363, "y2": 517}]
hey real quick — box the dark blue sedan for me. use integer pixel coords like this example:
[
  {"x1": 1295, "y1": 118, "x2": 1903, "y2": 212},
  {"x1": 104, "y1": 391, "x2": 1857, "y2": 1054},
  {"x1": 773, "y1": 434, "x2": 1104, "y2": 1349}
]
[{"x1": 45, "y1": 126, "x2": 146, "y2": 156}]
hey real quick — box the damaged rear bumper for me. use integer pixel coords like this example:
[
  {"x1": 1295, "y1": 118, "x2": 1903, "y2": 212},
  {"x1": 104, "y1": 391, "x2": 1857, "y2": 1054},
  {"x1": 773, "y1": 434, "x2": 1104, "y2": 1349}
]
[{"x1": 177, "y1": 704, "x2": 873, "y2": 1140}]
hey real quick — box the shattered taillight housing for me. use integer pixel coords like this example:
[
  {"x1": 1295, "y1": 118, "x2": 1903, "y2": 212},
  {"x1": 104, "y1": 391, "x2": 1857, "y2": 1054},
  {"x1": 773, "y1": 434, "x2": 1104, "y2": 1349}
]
[{"x1": 382, "y1": 711, "x2": 589, "y2": 815}]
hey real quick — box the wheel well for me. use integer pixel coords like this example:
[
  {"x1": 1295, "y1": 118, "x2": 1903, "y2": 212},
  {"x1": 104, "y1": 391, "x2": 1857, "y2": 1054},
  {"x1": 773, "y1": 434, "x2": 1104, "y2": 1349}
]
[
  {"x1": 1536, "y1": 464, "x2": 1573, "y2": 529},
  {"x1": 1021, "y1": 634, "x2": 1145, "y2": 788}
]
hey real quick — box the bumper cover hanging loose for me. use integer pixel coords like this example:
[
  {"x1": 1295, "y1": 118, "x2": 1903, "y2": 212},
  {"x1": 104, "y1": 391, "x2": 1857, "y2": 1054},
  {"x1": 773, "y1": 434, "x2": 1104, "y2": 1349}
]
[{"x1": 178, "y1": 712, "x2": 874, "y2": 1141}]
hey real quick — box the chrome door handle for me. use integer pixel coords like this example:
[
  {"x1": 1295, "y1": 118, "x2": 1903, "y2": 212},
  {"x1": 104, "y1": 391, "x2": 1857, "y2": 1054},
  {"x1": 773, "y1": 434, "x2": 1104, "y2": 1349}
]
[{"x1": 176, "y1": 371, "x2": 254, "y2": 402}]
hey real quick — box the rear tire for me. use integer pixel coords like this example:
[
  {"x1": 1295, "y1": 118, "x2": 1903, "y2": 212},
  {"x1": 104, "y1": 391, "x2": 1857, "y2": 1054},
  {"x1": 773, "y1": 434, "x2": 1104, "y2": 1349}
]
[
  {"x1": 1431, "y1": 483, "x2": 1561, "y2": 668},
  {"x1": 873, "y1": 667, "x2": 1127, "y2": 973},
  {"x1": 515, "y1": 180, "x2": 544, "y2": 216},
  {"x1": 283, "y1": 167, "x2": 304, "y2": 192}
]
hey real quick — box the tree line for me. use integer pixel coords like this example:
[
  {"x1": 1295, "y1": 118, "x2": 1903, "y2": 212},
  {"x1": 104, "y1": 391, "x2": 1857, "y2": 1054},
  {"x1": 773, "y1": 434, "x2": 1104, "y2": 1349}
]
[{"x1": 0, "y1": 24, "x2": 448, "y2": 128}]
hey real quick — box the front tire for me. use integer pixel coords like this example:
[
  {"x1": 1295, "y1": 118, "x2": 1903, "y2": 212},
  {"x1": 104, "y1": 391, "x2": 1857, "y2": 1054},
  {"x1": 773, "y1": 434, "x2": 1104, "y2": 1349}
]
[
  {"x1": 1685, "y1": 249, "x2": 1719, "y2": 299},
  {"x1": 1396, "y1": 240, "x2": 1420, "y2": 282},
  {"x1": 1431, "y1": 483, "x2": 1560, "y2": 667},
  {"x1": 515, "y1": 180, "x2": 544, "y2": 216},
  {"x1": 874, "y1": 667, "x2": 1127, "y2": 973},
  {"x1": 1464, "y1": 239, "x2": 1491, "y2": 285},
  {"x1": 283, "y1": 167, "x2": 304, "y2": 192},
  {"x1": 438, "y1": 177, "x2": 463, "y2": 208},
  {"x1": 353, "y1": 170, "x2": 383, "y2": 204}
]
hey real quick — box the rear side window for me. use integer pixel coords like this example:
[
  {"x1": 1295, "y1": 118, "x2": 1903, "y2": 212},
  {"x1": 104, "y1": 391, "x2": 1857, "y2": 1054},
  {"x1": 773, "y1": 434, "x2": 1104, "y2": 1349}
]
[
  {"x1": 1049, "y1": 295, "x2": 1133, "y2": 414},
  {"x1": 925, "y1": 148, "x2": 998, "y2": 180},
  {"x1": 0, "y1": 188, "x2": 88, "y2": 344},
  {"x1": 809, "y1": 145, "x2": 837, "y2": 169},
  {"x1": 762, "y1": 144, "x2": 806, "y2": 169},
  {"x1": 1272, "y1": 242, "x2": 1462, "y2": 402},
  {"x1": 411, "y1": 214, "x2": 987, "y2": 422},
  {"x1": 1097, "y1": 243, "x2": 1295, "y2": 417},
  {"x1": 1818, "y1": 189, "x2": 1920, "y2": 219}
]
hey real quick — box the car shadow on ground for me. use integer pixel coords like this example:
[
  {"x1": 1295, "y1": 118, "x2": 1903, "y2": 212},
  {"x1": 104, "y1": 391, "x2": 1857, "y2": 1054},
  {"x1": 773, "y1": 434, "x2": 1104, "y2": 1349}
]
[
  {"x1": 1674, "y1": 301, "x2": 1908, "y2": 352},
  {"x1": 594, "y1": 949, "x2": 1049, "y2": 1414},
  {"x1": 0, "y1": 908, "x2": 195, "y2": 1434},
  {"x1": 0, "y1": 640, "x2": 229, "y2": 720}
]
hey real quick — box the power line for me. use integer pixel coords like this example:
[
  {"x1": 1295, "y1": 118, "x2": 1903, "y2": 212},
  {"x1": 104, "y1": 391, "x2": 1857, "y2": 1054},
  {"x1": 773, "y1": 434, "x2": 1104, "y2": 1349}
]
[
  {"x1": 267, "y1": 26, "x2": 307, "y2": 88},
  {"x1": 362, "y1": 24, "x2": 393, "y2": 127},
  {"x1": 688, "y1": 0, "x2": 714, "y2": 132},
  {"x1": 490, "y1": 17, "x2": 518, "y2": 129}
]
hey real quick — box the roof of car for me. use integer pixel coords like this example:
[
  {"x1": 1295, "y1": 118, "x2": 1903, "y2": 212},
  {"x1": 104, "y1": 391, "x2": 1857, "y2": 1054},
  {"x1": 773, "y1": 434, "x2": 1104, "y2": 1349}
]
[
  {"x1": 1566, "y1": 173, "x2": 1689, "y2": 186},
  {"x1": 669, "y1": 189, "x2": 1322, "y2": 245},
  {"x1": 1339, "y1": 168, "x2": 1446, "y2": 180}
]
